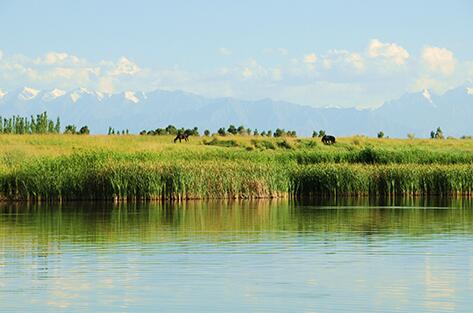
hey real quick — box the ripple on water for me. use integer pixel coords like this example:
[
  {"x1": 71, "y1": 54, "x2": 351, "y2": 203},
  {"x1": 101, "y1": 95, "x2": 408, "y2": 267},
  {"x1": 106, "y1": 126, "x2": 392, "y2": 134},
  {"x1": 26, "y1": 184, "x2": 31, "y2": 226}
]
[{"x1": 0, "y1": 200, "x2": 473, "y2": 312}]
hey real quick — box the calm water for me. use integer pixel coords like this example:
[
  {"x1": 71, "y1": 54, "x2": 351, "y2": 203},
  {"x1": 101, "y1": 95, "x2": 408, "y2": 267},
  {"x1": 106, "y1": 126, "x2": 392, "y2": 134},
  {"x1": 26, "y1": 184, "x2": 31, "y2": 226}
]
[{"x1": 1, "y1": 198, "x2": 473, "y2": 312}]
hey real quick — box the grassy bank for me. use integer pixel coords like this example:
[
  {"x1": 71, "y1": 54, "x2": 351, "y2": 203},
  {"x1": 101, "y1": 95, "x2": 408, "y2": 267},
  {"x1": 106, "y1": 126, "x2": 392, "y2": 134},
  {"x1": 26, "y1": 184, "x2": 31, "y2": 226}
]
[{"x1": 1, "y1": 134, "x2": 473, "y2": 200}]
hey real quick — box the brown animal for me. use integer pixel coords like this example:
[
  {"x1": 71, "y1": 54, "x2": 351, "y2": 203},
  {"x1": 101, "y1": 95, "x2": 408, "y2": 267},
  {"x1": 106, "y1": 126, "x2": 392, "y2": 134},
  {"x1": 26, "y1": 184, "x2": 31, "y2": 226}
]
[
  {"x1": 321, "y1": 135, "x2": 336, "y2": 145},
  {"x1": 174, "y1": 133, "x2": 189, "y2": 143}
]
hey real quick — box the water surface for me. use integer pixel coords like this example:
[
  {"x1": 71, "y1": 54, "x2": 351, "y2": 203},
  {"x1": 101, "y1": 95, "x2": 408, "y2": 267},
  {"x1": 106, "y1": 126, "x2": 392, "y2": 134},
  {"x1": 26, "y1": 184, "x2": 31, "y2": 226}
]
[{"x1": 1, "y1": 198, "x2": 473, "y2": 312}]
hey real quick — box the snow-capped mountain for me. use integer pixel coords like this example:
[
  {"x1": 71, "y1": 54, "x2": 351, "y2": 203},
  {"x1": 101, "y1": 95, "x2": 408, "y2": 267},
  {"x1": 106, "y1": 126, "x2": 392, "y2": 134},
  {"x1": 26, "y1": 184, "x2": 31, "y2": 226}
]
[
  {"x1": 43, "y1": 88, "x2": 66, "y2": 102},
  {"x1": 0, "y1": 85, "x2": 472, "y2": 137},
  {"x1": 18, "y1": 87, "x2": 41, "y2": 101}
]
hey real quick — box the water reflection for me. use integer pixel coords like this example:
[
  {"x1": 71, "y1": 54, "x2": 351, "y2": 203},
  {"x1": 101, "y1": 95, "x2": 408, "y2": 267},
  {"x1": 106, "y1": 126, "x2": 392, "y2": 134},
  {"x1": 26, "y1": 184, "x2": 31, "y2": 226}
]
[{"x1": 0, "y1": 198, "x2": 472, "y2": 312}]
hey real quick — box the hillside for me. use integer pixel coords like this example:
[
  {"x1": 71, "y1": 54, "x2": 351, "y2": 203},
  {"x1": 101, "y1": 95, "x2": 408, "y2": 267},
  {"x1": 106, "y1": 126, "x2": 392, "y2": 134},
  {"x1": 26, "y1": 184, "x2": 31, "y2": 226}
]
[{"x1": 0, "y1": 85, "x2": 472, "y2": 137}]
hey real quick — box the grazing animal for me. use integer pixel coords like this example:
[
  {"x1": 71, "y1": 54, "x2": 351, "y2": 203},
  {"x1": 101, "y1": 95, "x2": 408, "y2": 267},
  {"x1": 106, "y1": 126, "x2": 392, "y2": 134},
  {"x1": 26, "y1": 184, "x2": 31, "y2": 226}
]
[
  {"x1": 321, "y1": 135, "x2": 336, "y2": 145},
  {"x1": 174, "y1": 133, "x2": 189, "y2": 143}
]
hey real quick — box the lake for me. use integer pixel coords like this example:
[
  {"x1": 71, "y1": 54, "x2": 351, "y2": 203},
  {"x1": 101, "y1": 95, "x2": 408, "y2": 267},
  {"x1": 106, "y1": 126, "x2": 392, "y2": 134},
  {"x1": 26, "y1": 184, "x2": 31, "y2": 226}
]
[{"x1": 1, "y1": 198, "x2": 473, "y2": 312}]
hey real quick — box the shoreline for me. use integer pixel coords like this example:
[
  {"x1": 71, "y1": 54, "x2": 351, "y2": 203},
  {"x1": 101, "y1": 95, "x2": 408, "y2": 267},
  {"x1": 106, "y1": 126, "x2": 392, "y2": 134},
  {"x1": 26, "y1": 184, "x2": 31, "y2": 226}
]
[{"x1": 2, "y1": 135, "x2": 473, "y2": 202}]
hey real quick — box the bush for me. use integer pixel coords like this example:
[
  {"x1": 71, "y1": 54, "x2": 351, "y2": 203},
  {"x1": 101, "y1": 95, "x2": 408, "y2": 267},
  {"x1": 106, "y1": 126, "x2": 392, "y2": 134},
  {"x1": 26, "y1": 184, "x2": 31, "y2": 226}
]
[{"x1": 64, "y1": 125, "x2": 77, "y2": 134}]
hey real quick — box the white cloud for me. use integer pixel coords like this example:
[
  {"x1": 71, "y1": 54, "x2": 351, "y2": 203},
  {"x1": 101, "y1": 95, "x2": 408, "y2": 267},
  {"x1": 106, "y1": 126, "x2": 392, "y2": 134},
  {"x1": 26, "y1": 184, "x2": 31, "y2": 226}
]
[
  {"x1": 98, "y1": 76, "x2": 115, "y2": 93},
  {"x1": 304, "y1": 53, "x2": 317, "y2": 64},
  {"x1": 242, "y1": 67, "x2": 253, "y2": 78},
  {"x1": 271, "y1": 68, "x2": 282, "y2": 81},
  {"x1": 218, "y1": 47, "x2": 232, "y2": 55},
  {"x1": 467, "y1": 87, "x2": 473, "y2": 95},
  {"x1": 323, "y1": 50, "x2": 365, "y2": 72},
  {"x1": 422, "y1": 46, "x2": 456, "y2": 75},
  {"x1": 368, "y1": 39, "x2": 409, "y2": 65},
  {"x1": 322, "y1": 58, "x2": 332, "y2": 69},
  {"x1": 0, "y1": 44, "x2": 472, "y2": 109},
  {"x1": 0, "y1": 49, "x2": 3, "y2": 61},
  {"x1": 44, "y1": 52, "x2": 68, "y2": 65},
  {"x1": 35, "y1": 52, "x2": 84, "y2": 66},
  {"x1": 109, "y1": 57, "x2": 141, "y2": 76},
  {"x1": 263, "y1": 48, "x2": 289, "y2": 56}
]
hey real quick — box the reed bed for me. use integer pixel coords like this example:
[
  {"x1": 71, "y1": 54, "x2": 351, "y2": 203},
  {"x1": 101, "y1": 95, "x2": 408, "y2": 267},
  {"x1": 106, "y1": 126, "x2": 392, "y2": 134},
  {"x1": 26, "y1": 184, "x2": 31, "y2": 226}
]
[
  {"x1": 2, "y1": 134, "x2": 473, "y2": 200},
  {"x1": 1, "y1": 149, "x2": 473, "y2": 201}
]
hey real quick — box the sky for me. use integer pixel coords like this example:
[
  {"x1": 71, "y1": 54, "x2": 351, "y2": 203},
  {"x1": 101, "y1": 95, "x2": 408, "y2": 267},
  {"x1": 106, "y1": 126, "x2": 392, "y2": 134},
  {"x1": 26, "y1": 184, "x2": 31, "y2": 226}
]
[{"x1": 0, "y1": 0, "x2": 472, "y2": 108}]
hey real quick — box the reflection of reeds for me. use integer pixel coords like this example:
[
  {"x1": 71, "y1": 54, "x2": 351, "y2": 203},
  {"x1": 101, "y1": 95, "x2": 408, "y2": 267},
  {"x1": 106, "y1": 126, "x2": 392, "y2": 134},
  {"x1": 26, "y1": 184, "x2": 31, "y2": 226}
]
[
  {"x1": 2, "y1": 135, "x2": 473, "y2": 200},
  {"x1": 1, "y1": 200, "x2": 473, "y2": 249}
]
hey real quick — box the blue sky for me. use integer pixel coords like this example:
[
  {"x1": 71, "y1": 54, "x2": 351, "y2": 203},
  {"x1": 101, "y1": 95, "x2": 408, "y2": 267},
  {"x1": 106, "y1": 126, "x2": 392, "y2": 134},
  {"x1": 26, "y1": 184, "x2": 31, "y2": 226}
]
[{"x1": 0, "y1": 0, "x2": 472, "y2": 107}]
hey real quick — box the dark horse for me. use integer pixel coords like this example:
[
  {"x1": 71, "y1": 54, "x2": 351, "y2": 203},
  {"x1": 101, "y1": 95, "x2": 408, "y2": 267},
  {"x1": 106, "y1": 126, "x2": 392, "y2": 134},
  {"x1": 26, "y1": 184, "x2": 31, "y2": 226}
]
[
  {"x1": 321, "y1": 134, "x2": 336, "y2": 145},
  {"x1": 174, "y1": 133, "x2": 189, "y2": 143}
]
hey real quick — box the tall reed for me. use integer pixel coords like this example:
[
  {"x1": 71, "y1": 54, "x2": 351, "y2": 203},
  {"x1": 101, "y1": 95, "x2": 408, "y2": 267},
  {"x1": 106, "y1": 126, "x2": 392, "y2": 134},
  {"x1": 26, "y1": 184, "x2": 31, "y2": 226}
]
[{"x1": 1, "y1": 151, "x2": 473, "y2": 201}]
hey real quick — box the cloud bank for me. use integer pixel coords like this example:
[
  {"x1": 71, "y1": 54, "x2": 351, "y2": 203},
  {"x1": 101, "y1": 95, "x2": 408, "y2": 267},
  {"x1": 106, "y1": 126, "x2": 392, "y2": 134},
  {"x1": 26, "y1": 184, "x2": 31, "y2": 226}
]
[{"x1": 0, "y1": 40, "x2": 471, "y2": 108}]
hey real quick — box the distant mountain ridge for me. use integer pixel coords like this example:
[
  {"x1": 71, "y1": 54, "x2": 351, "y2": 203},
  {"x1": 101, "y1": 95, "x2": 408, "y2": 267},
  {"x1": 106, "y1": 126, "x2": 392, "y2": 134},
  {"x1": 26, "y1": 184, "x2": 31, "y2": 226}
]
[{"x1": 0, "y1": 85, "x2": 472, "y2": 137}]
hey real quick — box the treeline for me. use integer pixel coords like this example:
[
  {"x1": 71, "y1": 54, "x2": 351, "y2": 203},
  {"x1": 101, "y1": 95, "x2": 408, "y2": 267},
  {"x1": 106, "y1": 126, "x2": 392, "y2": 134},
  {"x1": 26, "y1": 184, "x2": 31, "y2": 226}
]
[
  {"x1": 0, "y1": 112, "x2": 90, "y2": 135},
  {"x1": 108, "y1": 127, "x2": 129, "y2": 135},
  {"x1": 0, "y1": 112, "x2": 60, "y2": 134},
  {"x1": 139, "y1": 124, "x2": 297, "y2": 138},
  {"x1": 217, "y1": 125, "x2": 297, "y2": 137},
  {"x1": 138, "y1": 125, "x2": 199, "y2": 136}
]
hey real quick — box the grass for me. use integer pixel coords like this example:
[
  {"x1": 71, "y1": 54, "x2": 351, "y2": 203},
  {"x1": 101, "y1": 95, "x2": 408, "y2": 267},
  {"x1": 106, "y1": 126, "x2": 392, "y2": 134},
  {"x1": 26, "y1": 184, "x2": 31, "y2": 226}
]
[{"x1": 1, "y1": 134, "x2": 473, "y2": 200}]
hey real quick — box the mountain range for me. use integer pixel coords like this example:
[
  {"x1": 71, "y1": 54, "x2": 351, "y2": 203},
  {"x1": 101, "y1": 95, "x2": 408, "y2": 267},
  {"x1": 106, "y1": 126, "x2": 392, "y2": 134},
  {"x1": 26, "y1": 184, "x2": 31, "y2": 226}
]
[{"x1": 0, "y1": 85, "x2": 472, "y2": 137}]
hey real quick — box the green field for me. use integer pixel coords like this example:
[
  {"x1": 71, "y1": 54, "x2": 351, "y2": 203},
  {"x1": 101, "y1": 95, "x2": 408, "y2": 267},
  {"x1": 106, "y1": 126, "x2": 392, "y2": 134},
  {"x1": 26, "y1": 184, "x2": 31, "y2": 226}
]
[{"x1": 2, "y1": 134, "x2": 473, "y2": 201}]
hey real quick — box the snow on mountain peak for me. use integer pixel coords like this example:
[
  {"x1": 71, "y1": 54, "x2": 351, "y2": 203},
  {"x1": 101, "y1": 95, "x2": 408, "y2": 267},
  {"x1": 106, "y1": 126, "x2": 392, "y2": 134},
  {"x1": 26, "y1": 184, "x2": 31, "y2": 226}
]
[
  {"x1": 95, "y1": 91, "x2": 110, "y2": 101},
  {"x1": 79, "y1": 87, "x2": 92, "y2": 94},
  {"x1": 467, "y1": 87, "x2": 473, "y2": 95},
  {"x1": 19, "y1": 87, "x2": 40, "y2": 100},
  {"x1": 422, "y1": 89, "x2": 432, "y2": 103},
  {"x1": 43, "y1": 88, "x2": 66, "y2": 101},
  {"x1": 70, "y1": 87, "x2": 94, "y2": 103},
  {"x1": 0, "y1": 89, "x2": 7, "y2": 99},
  {"x1": 124, "y1": 91, "x2": 139, "y2": 103}
]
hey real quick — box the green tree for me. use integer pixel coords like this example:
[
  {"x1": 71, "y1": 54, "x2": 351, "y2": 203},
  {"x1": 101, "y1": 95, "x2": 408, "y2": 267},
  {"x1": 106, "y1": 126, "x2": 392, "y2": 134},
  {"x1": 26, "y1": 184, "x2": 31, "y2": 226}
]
[
  {"x1": 55, "y1": 117, "x2": 61, "y2": 133},
  {"x1": 48, "y1": 120, "x2": 55, "y2": 133},
  {"x1": 165, "y1": 125, "x2": 178, "y2": 135},
  {"x1": 217, "y1": 127, "x2": 226, "y2": 136},
  {"x1": 64, "y1": 125, "x2": 77, "y2": 134},
  {"x1": 204, "y1": 129, "x2": 210, "y2": 136},
  {"x1": 377, "y1": 131, "x2": 385, "y2": 138},
  {"x1": 435, "y1": 127, "x2": 444, "y2": 139},
  {"x1": 312, "y1": 130, "x2": 319, "y2": 138},
  {"x1": 227, "y1": 125, "x2": 237, "y2": 135},
  {"x1": 318, "y1": 130, "x2": 326, "y2": 137},
  {"x1": 274, "y1": 128, "x2": 285, "y2": 137}
]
